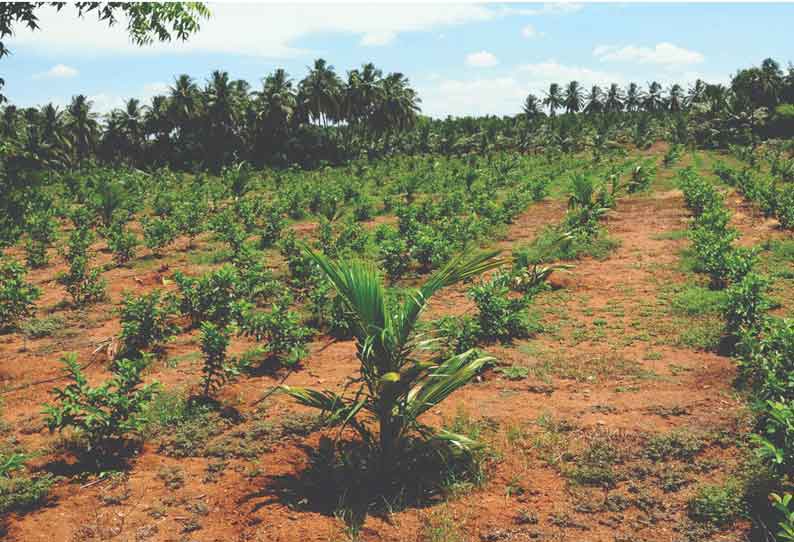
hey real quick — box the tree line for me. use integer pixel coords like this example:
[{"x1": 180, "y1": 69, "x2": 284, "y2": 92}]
[
  {"x1": 2, "y1": 57, "x2": 793, "y2": 176},
  {"x1": 2, "y1": 60, "x2": 421, "y2": 171}
]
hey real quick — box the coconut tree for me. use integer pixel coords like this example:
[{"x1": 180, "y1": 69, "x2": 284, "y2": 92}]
[
  {"x1": 522, "y1": 93, "x2": 542, "y2": 120},
  {"x1": 121, "y1": 98, "x2": 145, "y2": 164},
  {"x1": 563, "y1": 81, "x2": 583, "y2": 114},
  {"x1": 583, "y1": 85, "x2": 603, "y2": 114},
  {"x1": 667, "y1": 84, "x2": 684, "y2": 113},
  {"x1": 704, "y1": 83, "x2": 730, "y2": 116},
  {"x1": 203, "y1": 70, "x2": 239, "y2": 170},
  {"x1": 687, "y1": 79, "x2": 706, "y2": 109},
  {"x1": 281, "y1": 247, "x2": 504, "y2": 475},
  {"x1": 144, "y1": 95, "x2": 173, "y2": 166},
  {"x1": 759, "y1": 57, "x2": 784, "y2": 108},
  {"x1": 604, "y1": 83, "x2": 623, "y2": 113},
  {"x1": 625, "y1": 83, "x2": 642, "y2": 112},
  {"x1": 298, "y1": 58, "x2": 342, "y2": 127},
  {"x1": 642, "y1": 81, "x2": 664, "y2": 113},
  {"x1": 169, "y1": 74, "x2": 201, "y2": 161},
  {"x1": 251, "y1": 68, "x2": 297, "y2": 163},
  {"x1": 543, "y1": 83, "x2": 563, "y2": 116},
  {"x1": 65, "y1": 94, "x2": 99, "y2": 165},
  {"x1": 371, "y1": 72, "x2": 421, "y2": 147},
  {"x1": 344, "y1": 62, "x2": 383, "y2": 127}
]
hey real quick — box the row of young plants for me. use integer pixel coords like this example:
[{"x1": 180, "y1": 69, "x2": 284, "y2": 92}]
[
  {"x1": 713, "y1": 158, "x2": 794, "y2": 231},
  {"x1": 678, "y1": 167, "x2": 794, "y2": 539}
]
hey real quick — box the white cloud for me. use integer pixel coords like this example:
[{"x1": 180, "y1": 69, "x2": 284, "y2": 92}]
[
  {"x1": 594, "y1": 42, "x2": 704, "y2": 67},
  {"x1": 466, "y1": 51, "x2": 499, "y2": 68},
  {"x1": 508, "y1": 3, "x2": 584, "y2": 16},
  {"x1": 33, "y1": 63, "x2": 78, "y2": 79},
  {"x1": 87, "y1": 82, "x2": 172, "y2": 115},
  {"x1": 8, "y1": 4, "x2": 497, "y2": 58},
  {"x1": 518, "y1": 60, "x2": 625, "y2": 87},
  {"x1": 420, "y1": 59, "x2": 625, "y2": 118},
  {"x1": 142, "y1": 82, "x2": 169, "y2": 96},
  {"x1": 419, "y1": 77, "x2": 528, "y2": 117},
  {"x1": 360, "y1": 31, "x2": 396, "y2": 47},
  {"x1": 521, "y1": 24, "x2": 541, "y2": 38}
]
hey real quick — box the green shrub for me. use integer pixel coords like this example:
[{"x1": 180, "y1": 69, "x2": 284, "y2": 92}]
[
  {"x1": 58, "y1": 226, "x2": 106, "y2": 306},
  {"x1": 279, "y1": 231, "x2": 319, "y2": 285},
  {"x1": 199, "y1": 321, "x2": 238, "y2": 398},
  {"x1": 118, "y1": 290, "x2": 178, "y2": 359},
  {"x1": 679, "y1": 168, "x2": 721, "y2": 217},
  {"x1": 259, "y1": 204, "x2": 286, "y2": 248},
  {"x1": 435, "y1": 315, "x2": 481, "y2": 355},
  {"x1": 105, "y1": 221, "x2": 139, "y2": 266},
  {"x1": 0, "y1": 258, "x2": 40, "y2": 332},
  {"x1": 687, "y1": 480, "x2": 745, "y2": 526},
  {"x1": 44, "y1": 354, "x2": 160, "y2": 453},
  {"x1": 239, "y1": 297, "x2": 312, "y2": 367},
  {"x1": 142, "y1": 215, "x2": 177, "y2": 256},
  {"x1": 24, "y1": 210, "x2": 58, "y2": 268},
  {"x1": 771, "y1": 493, "x2": 794, "y2": 542},
  {"x1": 173, "y1": 265, "x2": 248, "y2": 328},
  {"x1": 469, "y1": 274, "x2": 539, "y2": 344},
  {"x1": 174, "y1": 194, "x2": 208, "y2": 248},
  {"x1": 377, "y1": 226, "x2": 410, "y2": 281},
  {"x1": 724, "y1": 272, "x2": 770, "y2": 339}
]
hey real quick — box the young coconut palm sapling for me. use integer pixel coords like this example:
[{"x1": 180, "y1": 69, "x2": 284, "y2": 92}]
[{"x1": 282, "y1": 247, "x2": 503, "y2": 476}]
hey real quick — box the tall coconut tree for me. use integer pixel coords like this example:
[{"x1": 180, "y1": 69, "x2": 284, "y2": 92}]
[
  {"x1": 169, "y1": 74, "x2": 201, "y2": 160},
  {"x1": 144, "y1": 94, "x2": 173, "y2": 166},
  {"x1": 344, "y1": 62, "x2": 383, "y2": 126},
  {"x1": 203, "y1": 70, "x2": 239, "y2": 170},
  {"x1": 583, "y1": 85, "x2": 603, "y2": 114},
  {"x1": 121, "y1": 98, "x2": 146, "y2": 163},
  {"x1": 522, "y1": 93, "x2": 542, "y2": 120},
  {"x1": 759, "y1": 57, "x2": 784, "y2": 108},
  {"x1": 604, "y1": 83, "x2": 623, "y2": 113},
  {"x1": 372, "y1": 72, "x2": 421, "y2": 135},
  {"x1": 563, "y1": 81, "x2": 583, "y2": 114},
  {"x1": 298, "y1": 58, "x2": 342, "y2": 127},
  {"x1": 625, "y1": 83, "x2": 642, "y2": 112},
  {"x1": 252, "y1": 68, "x2": 297, "y2": 162},
  {"x1": 65, "y1": 94, "x2": 99, "y2": 165},
  {"x1": 643, "y1": 81, "x2": 664, "y2": 113},
  {"x1": 687, "y1": 79, "x2": 706, "y2": 109},
  {"x1": 543, "y1": 83, "x2": 563, "y2": 116},
  {"x1": 667, "y1": 84, "x2": 684, "y2": 113}
]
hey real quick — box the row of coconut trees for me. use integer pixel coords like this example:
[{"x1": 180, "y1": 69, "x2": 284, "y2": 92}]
[
  {"x1": 1, "y1": 59, "x2": 421, "y2": 171},
  {"x1": 522, "y1": 58, "x2": 794, "y2": 122}
]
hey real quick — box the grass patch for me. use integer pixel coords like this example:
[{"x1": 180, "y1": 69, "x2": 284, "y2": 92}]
[
  {"x1": 652, "y1": 229, "x2": 688, "y2": 241},
  {"x1": 20, "y1": 315, "x2": 66, "y2": 339},
  {"x1": 0, "y1": 474, "x2": 55, "y2": 515},
  {"x1": 670, "y1": 284, "x2": 727, "y2": 316},
  {"x1": 644, "y1": 430, "x2": 706, "y2": 461},
  {"x1": 520, "y1": 227, "x2": 619, "y2": 264},
  {"x1": 687, "y1": 479, "x2": 745, "y2": 526}
]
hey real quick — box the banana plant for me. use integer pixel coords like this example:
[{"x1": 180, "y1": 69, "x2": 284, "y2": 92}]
[{"x1": 281, "y1": 247, "x2": 503, "y2": 473}]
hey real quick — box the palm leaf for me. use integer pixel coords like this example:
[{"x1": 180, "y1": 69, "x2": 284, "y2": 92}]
[
  {"x1": 304, "y1": 246, "x2": 387, "y2": 343},
  {"x1": 406, "y1": 350, "x2": 492, "y2": 419},
  {"x1": 394, "y1": 249, "x2": 504, "y2": 348}
]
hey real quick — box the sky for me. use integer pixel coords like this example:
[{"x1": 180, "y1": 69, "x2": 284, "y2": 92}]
[{"x1": 2, "y1": 2, "x2": 793, "y2": 118}]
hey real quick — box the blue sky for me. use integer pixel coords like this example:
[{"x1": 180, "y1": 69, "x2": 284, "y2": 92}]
[{"x1": 3, "y1": 2, "x2": 793, "y2": 118}]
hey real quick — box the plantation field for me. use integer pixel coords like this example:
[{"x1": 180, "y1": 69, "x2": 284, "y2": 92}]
[{"x1": 2, "y1": 142, "x2": 794, "y2": 542}]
